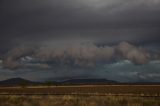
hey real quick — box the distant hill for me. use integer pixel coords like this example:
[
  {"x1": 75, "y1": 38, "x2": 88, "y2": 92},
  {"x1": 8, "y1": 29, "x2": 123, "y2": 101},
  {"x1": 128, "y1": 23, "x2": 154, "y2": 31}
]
[
  {"x1": 60, "y1": 78, "x2": 117, "y2": 85},
  {"x1": 0, "y1": 78, "x2": 40, "y2": 86},
  {"x1": 0, "y1": 78, "x2": 117, "y2": 86},
  {"x1": 1, "y1": 78, "x2": 159, "y2": 87}
]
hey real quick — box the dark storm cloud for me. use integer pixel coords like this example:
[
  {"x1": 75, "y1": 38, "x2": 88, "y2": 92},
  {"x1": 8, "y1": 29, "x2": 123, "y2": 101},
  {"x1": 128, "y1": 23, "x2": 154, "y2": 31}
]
[
  {"x1": 0, "y1": 0, "x2": 160, "y2": 52},
  {"x1": 1, "y1": 0, "x2": 160, "y2": 82}
]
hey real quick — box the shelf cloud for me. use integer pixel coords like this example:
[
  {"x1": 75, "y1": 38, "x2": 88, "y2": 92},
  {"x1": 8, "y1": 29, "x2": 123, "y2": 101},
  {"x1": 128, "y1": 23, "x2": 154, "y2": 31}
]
[{"x1": 2, "y1": 42, "x2": 158, "y2": 70}]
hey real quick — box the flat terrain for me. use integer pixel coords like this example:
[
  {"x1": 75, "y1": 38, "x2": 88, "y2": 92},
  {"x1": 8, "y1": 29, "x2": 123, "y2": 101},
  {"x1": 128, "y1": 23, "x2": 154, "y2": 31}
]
[
  {"x1": 1, "y1": 95, "x2": 160, "y2": 106},
  {"x1": 0, "y1": 85, "x2": 160, "y2": 106},
  {"x1": 0, "y1": 85, "x2": 160, "y2": 96}
]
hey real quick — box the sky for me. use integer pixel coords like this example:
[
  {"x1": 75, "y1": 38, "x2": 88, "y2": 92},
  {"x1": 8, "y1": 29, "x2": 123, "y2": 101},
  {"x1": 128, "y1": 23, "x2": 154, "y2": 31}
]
[{"x1": 0, "y1": 0, "x2": 160, "y2": 82}]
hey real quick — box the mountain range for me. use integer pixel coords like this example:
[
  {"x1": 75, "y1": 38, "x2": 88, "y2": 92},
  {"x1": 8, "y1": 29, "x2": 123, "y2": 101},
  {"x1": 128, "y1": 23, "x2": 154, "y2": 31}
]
[
  {"x1": 0, "y1": 78, "x2": 117, "y2": 86},
  {"x1": 0, "y1": 78, "x2": 160, "y2": 86}
]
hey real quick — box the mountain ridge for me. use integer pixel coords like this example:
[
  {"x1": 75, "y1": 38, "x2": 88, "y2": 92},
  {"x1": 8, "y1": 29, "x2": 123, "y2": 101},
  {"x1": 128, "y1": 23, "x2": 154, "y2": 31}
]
[
  {"x1": 0, "y1": 78, "x2": 160, "y2": 86},
  {"x1": 0, "y1": 77, "x2": 117, "y2": 86},
  {"x1": 0, "y1": 77, "x2": 40, "y2": 86}
]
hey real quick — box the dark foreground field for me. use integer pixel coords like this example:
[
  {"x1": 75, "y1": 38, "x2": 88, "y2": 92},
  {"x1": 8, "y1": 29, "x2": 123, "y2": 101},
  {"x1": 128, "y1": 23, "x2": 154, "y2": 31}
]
[
  {"x1": 0, "y1": 85, "x2": 160, "y2": 106},
  {"x1": 0, "y1": 95, "x2": 160, "y2": 106}
]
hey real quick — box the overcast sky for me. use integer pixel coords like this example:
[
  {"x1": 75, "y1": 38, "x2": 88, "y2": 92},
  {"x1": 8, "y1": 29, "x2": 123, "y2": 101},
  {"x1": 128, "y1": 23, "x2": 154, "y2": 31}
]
[{"x1": 0, "y1": 0, "x2": 160, "y2": 82}]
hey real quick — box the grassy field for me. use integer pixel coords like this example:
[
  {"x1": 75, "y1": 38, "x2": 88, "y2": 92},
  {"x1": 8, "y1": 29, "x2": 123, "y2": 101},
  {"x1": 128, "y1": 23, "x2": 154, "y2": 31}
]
[
  {"x1": 0, "y1": 85, "x2": 160, "y2": 96},
  {"x1": 0, "y1": 85, "x2": 160, "y2": 106},
  {"x1": 0, "y1": 95, "x2": 160, "y2": 106}
]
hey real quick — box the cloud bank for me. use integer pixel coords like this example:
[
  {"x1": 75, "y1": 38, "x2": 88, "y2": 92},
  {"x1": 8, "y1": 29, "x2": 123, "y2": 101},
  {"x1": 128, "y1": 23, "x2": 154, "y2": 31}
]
[{"x1": 2, "y1": 42, "x2": 157, "y2": 70}]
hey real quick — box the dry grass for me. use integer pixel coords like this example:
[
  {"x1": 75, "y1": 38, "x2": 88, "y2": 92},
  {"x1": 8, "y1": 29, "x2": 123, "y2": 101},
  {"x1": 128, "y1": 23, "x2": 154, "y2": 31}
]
[
  {"x1": 0, "y1": 85, "x2": 160, "y2": 106},
  {"x1": 0, "y1": 85, "x2": 160, "y2": 96},
  {"x1": 0, "y1": 95, "x2": 160, "y2": 106}
]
